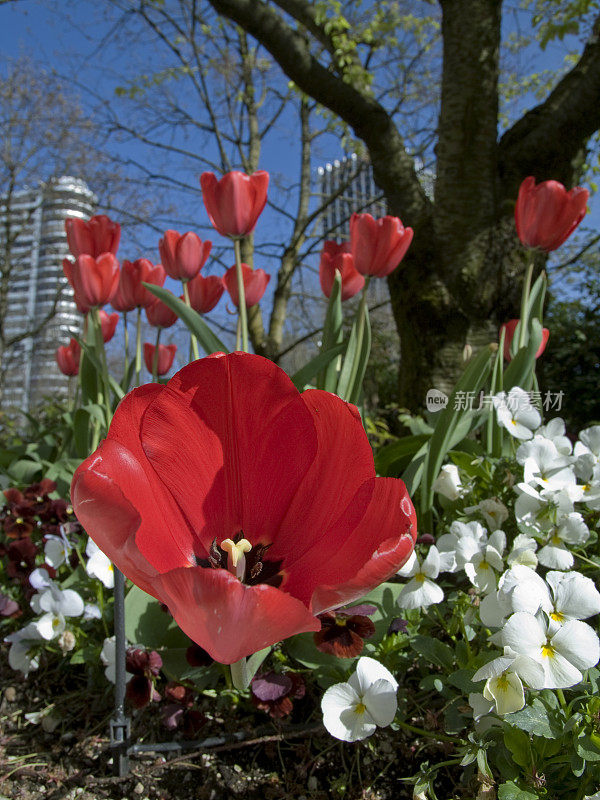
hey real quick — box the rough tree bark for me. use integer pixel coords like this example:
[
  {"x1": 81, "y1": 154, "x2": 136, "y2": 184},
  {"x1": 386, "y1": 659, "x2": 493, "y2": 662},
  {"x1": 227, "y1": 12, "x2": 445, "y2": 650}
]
[{"x1": 205, "y1": 0, "x2": 600, "y2": 408}]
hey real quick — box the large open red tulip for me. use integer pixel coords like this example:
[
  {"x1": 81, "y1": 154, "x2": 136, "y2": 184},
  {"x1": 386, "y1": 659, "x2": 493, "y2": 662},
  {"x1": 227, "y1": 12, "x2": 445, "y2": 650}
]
[
  {"x1": 71, "y1": 354, "x2": 416, "y2": 664},
  {"x1": 65, "y1": 214, "x2": 121, "y2": 258},
  {"x1": 200, "y1": 171, "x2": 269, "y2": 238},
  {"x1": 515, "y1": 176, "x2": 588, "y2": 252},
  {"x1": 319, "y1": 241, "x2": 365, "y2": 301},
  {"x1": 350, "y1": 213, "x2": 413, "y2": 277}
]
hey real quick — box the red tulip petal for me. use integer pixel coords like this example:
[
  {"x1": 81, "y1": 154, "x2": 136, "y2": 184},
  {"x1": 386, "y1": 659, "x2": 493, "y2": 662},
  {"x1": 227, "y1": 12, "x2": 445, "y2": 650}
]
[
  {"x1": 156, "y1": 566, "x2": 319, "y2": 664},
  {"x1": 72, "y1": 466, "x2": 161, "y2": 598},
  {"x1": 284, "y1": 477, "x2": 416, "y2": 609},
  {"x1": 139, "y1": 354, "x2": 317, "y2": 551},
  {"x1": 90, "y1": 384, "x2": 198, "y2": 571},
  {"x1": 308, "y1": 478, "x2": 417, "y2": 613},
  {"x1": 176, "y1": 232, "x2": 203, "y2": 281},
  {"x1": 268, "y1": 389, "x2": 375, "y2": 563}
]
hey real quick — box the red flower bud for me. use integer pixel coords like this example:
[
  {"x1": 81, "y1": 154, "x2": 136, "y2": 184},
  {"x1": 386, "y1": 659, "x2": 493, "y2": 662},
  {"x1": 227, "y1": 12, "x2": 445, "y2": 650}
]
[
  {"x1": 515, "y1": 176, "x2": 588, "y2": 252},
  {"x1": 500, "y1": 318, "x2": 550, "y2": 361},
  {"x1": 112, "y1": 259, "x2": 166, "y2": 312},
  {"x1": 145, "y1": 297, "x2": 178, "y2": 328},
  {"x1": 222, "y1": 264, "x2": 270, "y2": 308},
  {"x1": 98, "y1": 309, "x2": 119, "y2": 343},
  {"x1": 350, "y1": 213, "x2": 413, "y2": 277},
  {"x1": 186, "y1": 273, "x2": 225, "y2": 314},
  {"x1": 143, "y1": 343, "x2": 177, "y2": 376},
  {"x1": 200, "y1": 170, "x2": 269, "y2": 238},
  {"x1": 65, "y1": 214, "x2": 120, "y2": 258},
  {"x1": 64, "y1": 254, "x2": 119, "y2": 309},
  {"x1": 158, "y1": 231, "x2": 212, "y2": 282},
  {"x1": 56, "y1": 338, "x2": 81, "y2": 376},
  {"x1": 319, "y1": 241, "x2": 365, "y2": 301}
]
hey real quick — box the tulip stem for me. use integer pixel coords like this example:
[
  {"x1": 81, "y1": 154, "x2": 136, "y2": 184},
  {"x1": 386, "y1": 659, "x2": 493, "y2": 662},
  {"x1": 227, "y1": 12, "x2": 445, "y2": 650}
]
[
  {"x1": 230, "y1": 657, "x2": 249, "y2": 691},
  {"x1": 122, "y1": 311, "x2": 129, "y2": 379},
  {"x1": 91, "y1": 306, "x2": 113, "y2": 428},
  {"x1": 345, "y1": 276, "x2": 370, "y2": 404},
  {"x1": 135, "y1": 307, "x2": 142, "y2": 387},
  {"x1": 518, "y1": 259, "x2": 534, "y2": 349},
  {"x1": 236, "y1": 317, "x2": 241, "y2": 352},
  {"x1": 152, "y1": 328, "x2": 161, "y2": 383},
  {"x1": 182, "y1": 281, "x2": 200, "y2": 361},
  {"x1": 233, "y1": 239, "x2": 249, "y2": 353}
]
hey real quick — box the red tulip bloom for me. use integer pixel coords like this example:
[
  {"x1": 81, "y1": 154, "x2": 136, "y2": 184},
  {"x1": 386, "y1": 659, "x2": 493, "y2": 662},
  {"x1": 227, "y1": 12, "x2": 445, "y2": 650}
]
[
  {"x1": 63, "y1": 253, "x2": 119, "y2": 309},
  {"x1": 515, "y1": 176, "x2": 589, "y2": 252},
  {"x1": 200, "y1": 171, "x2": 269, "y2": 238},
  {"x1": 63, "y1": 258, "x2": 90, "y2": 314},
  {"x1": 56, "y1": 338, "x2": 81, "y2": 376},
  {"x1": 222, "y1": 264, "x2": 270, "y2": 308},
  {"x1": 186, "y1": 273, "x2": 225, "y2": 314},
  {"x1": 65, "y1": 214, "x2": 121, "y2": 258},
  {"x1": 145, "y1": 297, "x2": 178, "y2": 328},
  {"x1": 350, "y1": 213, "x2": 413, "y2": 277},
  {"x1": 97, "y1": 309, "x2": 119, "y2": 343},
  {"x1": 319, "y1": 241, "x2": 365, "y2": 301},
  {"x1": 71, "y1": 353, "x2": 417, "y2": 664},
  {"x1": 158, "y1": 231, "x2": 212, "y2": 282},
  {"x1": 143, "y1": 343, "x2": 177, "y2": 376},
  {"x1": 500, "y1": 319, "x2": 550, "y2": 361},
  {"x1": 113, "y1": 259, "x2": 166, "y2": 312}
]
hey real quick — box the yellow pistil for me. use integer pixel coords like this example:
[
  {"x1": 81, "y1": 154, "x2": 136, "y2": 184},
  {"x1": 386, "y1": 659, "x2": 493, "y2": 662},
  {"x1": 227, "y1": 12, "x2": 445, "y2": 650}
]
[
  {"x1": 495, "y1": 673, "x2": 510, "y2": 691},
  {"x1": 221, "y1": 538, "x2": 252, "y2": 580},
  {"x1": 415, "y1": 573, "x2": 426, "y2": 584},
  {"x1": 550, "y1": 611, "x2": 564, "y2": 623},
  {"x1": 354, "y1": 702, "x2": 367, "y2": 715},
  {"x1": 541, "y1": 644, "x2": 554, "y2": 658},
  {"x1": 479, "y1": 560, "x2": 490, "y2": 570}
]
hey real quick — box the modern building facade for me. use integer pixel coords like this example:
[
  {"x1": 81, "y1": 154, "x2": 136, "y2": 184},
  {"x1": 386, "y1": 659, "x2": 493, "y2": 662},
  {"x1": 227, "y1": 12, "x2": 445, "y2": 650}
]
[{"x1": 0, "y1": 176, "x2": 95, "y2": 412}]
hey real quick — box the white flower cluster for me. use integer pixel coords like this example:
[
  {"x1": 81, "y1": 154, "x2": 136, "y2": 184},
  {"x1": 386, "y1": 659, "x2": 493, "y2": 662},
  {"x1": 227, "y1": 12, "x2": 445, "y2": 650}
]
[
  {"x1": 419, "y1": 414, "x2": 600, "y2": 721},
  {"x1": 321, "y1": 657, "x2": 398, "y2": 742},
  {"x1": 4, "y1": 537, "x2": 114, "y2": 676}
]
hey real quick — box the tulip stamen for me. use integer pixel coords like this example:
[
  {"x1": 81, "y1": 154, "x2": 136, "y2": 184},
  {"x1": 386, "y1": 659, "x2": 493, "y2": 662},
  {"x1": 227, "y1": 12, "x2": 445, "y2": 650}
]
[{"x1": 221, "y1": 537, "x2": 252, "y2": 580}]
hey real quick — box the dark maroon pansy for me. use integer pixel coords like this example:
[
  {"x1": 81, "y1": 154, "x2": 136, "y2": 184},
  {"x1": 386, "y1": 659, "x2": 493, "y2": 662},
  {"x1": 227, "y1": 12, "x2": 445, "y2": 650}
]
[
  {"x1": 313, "y1": 608, "x2": 376, "y2": 658},
  {"x1": 251, "y1": 671, "x2": 305, "y2": 719}
]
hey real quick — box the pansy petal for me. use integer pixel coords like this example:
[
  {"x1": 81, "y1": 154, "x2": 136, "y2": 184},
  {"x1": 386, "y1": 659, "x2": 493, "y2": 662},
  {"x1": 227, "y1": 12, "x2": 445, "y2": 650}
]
[
  {"x1": 552, "y1": 620, "x2": 600, "y2": 671},
  {"x1": 363, "y1": 679, "x2": 398, "y2": 726}
]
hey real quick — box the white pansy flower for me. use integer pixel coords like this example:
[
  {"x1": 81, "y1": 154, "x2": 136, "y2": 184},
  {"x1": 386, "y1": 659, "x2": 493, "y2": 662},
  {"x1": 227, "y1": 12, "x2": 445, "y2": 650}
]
[
  {"x1": 44, "y1": 535, "x2": 71, "y2": 569},
  {"x1": 506, "y1": 534, "x2": 538, "y2": 569},
  {"x1": 432, "y1": 464, "x2": 464, "y2": 501},
  {"x1": 397, "y1": 547, "x2": 444, "y2": 609},
  {"x1": 29, "y1": 567, "x2": 53, "y2": 592},
  {"x1": 516, "y1": 437, "x2": 576, "y2": 492},
  {"x1": 493, "y1": 388, "x2": 541, "y2": 440},
  {"x1": 472, "y1": 646, "x2": 545, "y2": 714},
  {"x1": 575, "y1": 425, "x2": 600, "y2": 466},
  {"x1": 476, "y1": 498, "x2": 509, "y2": 530},
  {"x1": 479, "y1": 565, "x2": 549, "y2": 629},
  {"x1": 31, "y1": 585, "x2": 84, "y2": 640},
  {"x1": 459, "y1": 530, "x2": 505, "y2": 594},
  {"x1": 537, "y1": 512, "x2": 589, "y2": 570},
  {"x1": 436, "y1": 520, "x2": 487, "y2": 573},
  {"x1": 100, "y1": 635, "x2": 133, "y2": 685},
  {"x1": 4, "y1": 623, "x2": 42, "y2": 677},
  {"x1": 85, "y1": 538, "x2": 114, "y2": 589},
  {"x1": 83, "y1": 603, "x2": 102, "y2": 620},
  {"x1": 502, "y1": 612, "x2": 600, "y2": 689},
  {"x1": 322, "y1": 657, "x2": 398, "y2": 742},
  {"x1": 536, "y1": 418, "x2": 572, "y2": 456},
  {"x1": 543, "y1": 571, "x2": 600, "y2": 632}
]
